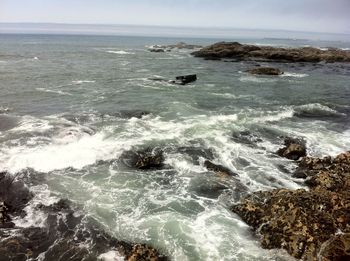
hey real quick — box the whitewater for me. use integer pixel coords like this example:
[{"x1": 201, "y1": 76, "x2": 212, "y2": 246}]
[{"x1": 0, "y1": 34, "x2": 350, "y2": 260}]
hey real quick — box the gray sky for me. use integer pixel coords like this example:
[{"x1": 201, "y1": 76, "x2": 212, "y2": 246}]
[{"x1": 1, "y1": 0, "x2": 349, "y2": 34}]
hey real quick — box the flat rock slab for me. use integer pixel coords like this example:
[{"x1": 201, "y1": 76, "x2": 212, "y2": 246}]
[{"x1": 192, "y1": 42, "x2": 350, "y2": 63}]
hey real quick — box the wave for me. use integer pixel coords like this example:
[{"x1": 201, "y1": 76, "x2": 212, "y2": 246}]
[
  {"x1": 294, "y1": 103, "x2": 345, "y2": 118},
  {"x1": 36, "y1": 88, "x2": 72, "y2": 96},
  {"x1": 280, "y1": 72, "x2": 309, "y2": 78},
  {"x1": 72, "y1": 80, "x2": 96, "y2": 85},
  {"x1": 106, "y1": 50, "x2": 135, "y2": 55},
  {"x1": 0, "y1": 106, "x2": 11, "y2": 113},
  {"x1": 239, "y1": 75, "x2": 278, "y2": 83}
]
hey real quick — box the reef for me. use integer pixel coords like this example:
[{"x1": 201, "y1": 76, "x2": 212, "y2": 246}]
[{"x1": 232, "y1": 151, "x2": 350, "y2": 260}]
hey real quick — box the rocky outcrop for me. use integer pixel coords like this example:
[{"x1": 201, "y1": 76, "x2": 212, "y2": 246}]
[
  {"x1": 121, "y1": 148, "x2": 165, "y2": 170},
  {"x1": 277, "y1": 137, "x2": 307, "y2": 161},
  {"x1": 191, "y1": 42, "x2": 350, "y2": 63},
  {"x1": 0, "y1": 171, "x2": 168, "y2": 260},
  {"x1": 248, "y1": 67, "x2": 283, "y2": 75},
  {"x1": 232, "y1": 151, "x2": 350, "y2": 261},
  {"x1": 204, "y1": 160, "x2": 238, "y2": 177},
  {"x1": 148, "y1": 42, "x2": 202, "y2": 52}
]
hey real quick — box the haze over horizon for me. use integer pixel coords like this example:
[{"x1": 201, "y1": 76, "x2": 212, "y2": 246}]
[{"x1": 1, "y1": 0, "x2": 350, "y2": 35}]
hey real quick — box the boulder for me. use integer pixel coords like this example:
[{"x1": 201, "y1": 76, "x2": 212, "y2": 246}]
[
  {"x1": 248, "y1": 67, "x2": 283, "y2": 75},
  {"x1": 121, "y1": 148, "x2": 165, "y2": 170},
  {"x1": 149, "y1": 48, "x2": 165, "y2": 53},
  {"x1": 204, "y1": 160, "x2": 238, "y2": 177},
  {"x1": 277, "y1": 137, "x2": 307, "y2": 160},
  {"x1": 192, "y1": 42, "x2": 350, "y2": 63},
  {"x1": 175, "y1": 74, "x2": 197, "y2": 85}
]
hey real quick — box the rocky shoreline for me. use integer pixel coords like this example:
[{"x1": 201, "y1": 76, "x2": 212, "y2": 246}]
[
  {"x1": 0, "y1": 171, "x2": 168, "y2": 261},
  {"x1": 191, "y1": 42, "x2": 350, "y2": 63},
  {"x1": 232, "y1": 151, "x2": 350, "y2": 261}
]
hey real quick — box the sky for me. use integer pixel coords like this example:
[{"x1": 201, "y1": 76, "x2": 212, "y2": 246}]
[{"x1": 0, "y1": 0, "x2": 349, "y2": 34}]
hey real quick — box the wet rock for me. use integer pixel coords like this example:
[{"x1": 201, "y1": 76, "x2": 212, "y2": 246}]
[
  {"x1": 232, "y1": 151, "x2": 350, "y2": 261},
  {"x1": 204, "y1": 160, "x2": 238, "y2": 177},
  {"x1": 277, "y1": 137, "x2": 307, "y2": 160},
  {"x1": 318, "y1": 233, "x2": 350, "y2": 261},
  {"x1": 177, "y1": 146, "x2": 214, "y2": 164},
  {"x1": 116, "y1": 110, "x2": 151, "y2": 119},
  {"x1": 232, "y1": 130, "x2": 262, "y2": 146},
  {"x1": 248, "y1": 67, "x2": 283, "y2": 75},
  {"x1": 0, "y1": 171, "x2": 33, "y2": 216},
  {"x1": 121, "y1": 148, "x2": 165, "y2": 170},
  {"x1": 149, "y1": 48, "x2": 165, "y2": 53},
  {"x1": 126, "y1": 244, "x2": 168, "y2": 261},
  {"x1": 0, "y1": 198, "x2": 168, "y2": 261},
  {"x1": 175, "y1": 74, "x2": 197, "y2": 85},
  {"x1": 148, "y1": 42, "x2": 202, "y2": 52},
  {"x1": 0, "y1": 201, "x2": 14, "y2": 228},
  {"x1": 192, "y1": 42, "x2": 350, "y2": 63}
]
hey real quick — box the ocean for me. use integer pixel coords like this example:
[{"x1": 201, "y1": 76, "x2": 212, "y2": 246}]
[{"x1": 1, "y1": 33, "x2": 350, "y2": 260}]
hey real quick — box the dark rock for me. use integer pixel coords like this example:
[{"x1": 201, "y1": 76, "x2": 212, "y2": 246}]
[
  {"x1": 232, "y1": 151, "x2": 350, "y2": 261},
  {"x1": 175, "y1": 74, "x2": 197, "y2": 85},
  {"x1": 0, "y1": 201, "x2": 14, "y2": 228},
  {"x1": 121, "y1": 148, "x2": 165, "y2": 170},
  {"x1": 232, "y1": 131, "x2": 263, "y2": 146},
  {"x1": 149, "y1": 48, "x2": 165, "y2": 53},
  {"x1": 192, "y1": 42, "x2": 350, "y2": 63},
  {"x1": 318, "y1": 233, "x2": 350, "y2": 261},
  {"x1": 149, "y1": 42, "x2": 202, "y2": 52},
  {"x1": 177, "y1": 146, "x2": 214, "y2": 164},
  {"x1": 277, "y1": 137, "x2": 307, "y2": 160},
  {"x1": 0, "y1": 198, "x2": 168, "y2": 261},
  {"x1": 204, "y1": 160, "x2": 238, "y2": 177},
  {"x1": 0, "y1": 171, "x2": 33, "y2": 215},
  {"x1": 116, "y1": 110, "x2": 151, "y2": 119},
  {"x1": 248, "y1": 67, "x2": 283, "y2": 75}
]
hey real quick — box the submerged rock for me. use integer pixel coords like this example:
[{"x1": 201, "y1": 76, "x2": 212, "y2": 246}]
[
  {"x1": 0, "y1": 197, "x2": 168, "y2": 261},
  {"x1": 232, "y1": 151, "x2": 350, "y2": 261},
  {"x1": 277, "y1": 137, "x2": 307, "y2": 160},
  {"x1": 192, "y1": 42, "x2": 350, "y2": 63},
  {"x1": 232, "y1": 130, "x2": 263, "y2": 146},
  {"x1": 248, "y1": 67, "x2": 283, "y2": 75},
  {"x1": 121, "y1": 148, "x2": 165, "y2": 170},
  {"x1": 204, "y1": 160, "x2": 238, "y2": 177}
]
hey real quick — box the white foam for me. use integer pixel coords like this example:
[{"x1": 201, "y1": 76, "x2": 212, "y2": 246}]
[
  {"x1": 1, "y1": 131, "x2": 124, "y2": 173},
  {"x1": 98, "y1": 250, "x2": 125, "y2": 261},
  {"x1": 106, "y1": 50, "x2": 134, "y2": 55},
  {"x1": 295, "y1": 103, "x2": 342, "y2": 116},
  {"x1": 72, "y1": 80, "x2": 96, "y2": 85},
  {"x1": 239, "y1": 75, "x2": 278, "y2": 83},
  {"x1": 36, "y1": 88, "x2": 72, "y2": 96},
  {"x1": 33, "y1": 56, "x2": 39, "y2": 60},
  {"x1": 341, "y1": 48, "x2": 350, "y2": 51},
  {"x1": 253, "y1": 109, "x2": 294, "y2": 123},
  {"x1": 0, "y1": 106, "x2": 11, "y2": 113},
  {"x1": 281, "y1": 72, "x2": 309, "y2": 78}
]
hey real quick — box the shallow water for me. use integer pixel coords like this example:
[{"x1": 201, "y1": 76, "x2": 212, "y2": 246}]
[{"x1": 1, "y1": 34, "x2": 350, "y2": 260}]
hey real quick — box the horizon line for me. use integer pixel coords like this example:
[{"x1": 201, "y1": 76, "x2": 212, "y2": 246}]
[{"x1": 1, "y1": 22, "x2": 350, "y2": 36}]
